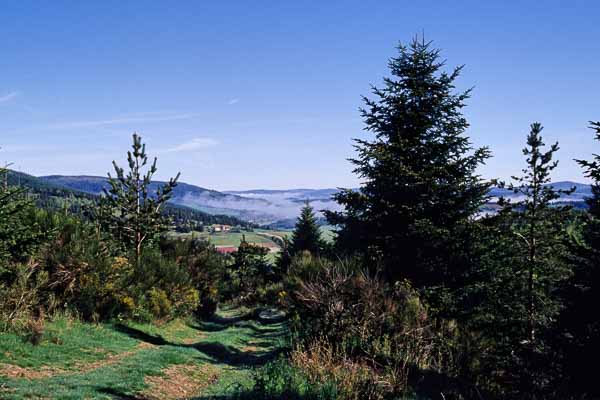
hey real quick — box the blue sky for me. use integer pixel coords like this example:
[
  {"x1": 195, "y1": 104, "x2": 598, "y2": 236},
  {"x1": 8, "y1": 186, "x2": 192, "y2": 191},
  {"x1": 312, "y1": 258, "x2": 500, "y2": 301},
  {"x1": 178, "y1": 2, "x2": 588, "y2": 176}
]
[{"x1": 0, "y1": 1, "x2": 598, "y2": 190}]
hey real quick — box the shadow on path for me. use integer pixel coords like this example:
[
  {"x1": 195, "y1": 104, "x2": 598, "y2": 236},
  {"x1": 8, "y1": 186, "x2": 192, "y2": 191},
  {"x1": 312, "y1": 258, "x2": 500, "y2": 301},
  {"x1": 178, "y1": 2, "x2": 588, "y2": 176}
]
[
  {"x1": 113, "y1": 324, "x2": 169, "y2": 346},
  {"x1": 191, "y1": 341, "x2": 284, "y2": 367},
  {"x1": 111, "y1": 312, "x2": 287, "y2": 370}
]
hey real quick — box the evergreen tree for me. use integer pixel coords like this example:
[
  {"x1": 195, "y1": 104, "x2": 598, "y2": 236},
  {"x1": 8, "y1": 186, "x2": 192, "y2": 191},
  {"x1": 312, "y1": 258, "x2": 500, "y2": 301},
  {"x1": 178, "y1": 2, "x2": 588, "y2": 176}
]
[
  {"x1": 561, "y1": 120, "x2": 600, "y2": 396},
  {"x1": 0, "y1": 164, "x2": 44, "y2": 268},
  {"x1": 97, "y1": 134, "x2": 180, "y2": 266},
  {"x1": 326, "y1": 38, "x2": 490, "y2": 300},
  {"x1": 289, "y1": 201, "x2": 324, "y2": 257},
  {"x1": 501, "y1": 122, "x2": 573, "y2": 345},
  {"x1": 477, "y1": 123, "x2": 574, "y2": 395},
  {"x1": 576, "y1": 121, "x2": 600, "y2": 218},
  {"x1": 228, "y1": 235, "x2": 270, "y2": 298}
]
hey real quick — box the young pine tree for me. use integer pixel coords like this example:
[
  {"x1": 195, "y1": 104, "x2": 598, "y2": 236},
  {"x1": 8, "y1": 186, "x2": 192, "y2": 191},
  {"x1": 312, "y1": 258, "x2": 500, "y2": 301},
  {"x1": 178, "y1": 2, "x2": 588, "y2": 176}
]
[
  {"x1": 325, "y1": 37, "x2": 490, "y2": 303},
  {"x1": 502, "y1": 122, "x2": 574, "y2": 345},
  {"x1": 97, "y1": 134, "x2": 180, "y2": 267},
  {"x1": 480, "y1": 123, "x2": 574, "y2": 396}
]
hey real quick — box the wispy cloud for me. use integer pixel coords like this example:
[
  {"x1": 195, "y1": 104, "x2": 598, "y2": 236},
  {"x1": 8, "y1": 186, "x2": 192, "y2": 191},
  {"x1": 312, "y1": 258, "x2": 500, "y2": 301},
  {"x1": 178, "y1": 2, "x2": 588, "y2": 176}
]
[
  {"x1": 162, "y1": 138, "x2": 218, "y2": 153},
  {"x1": 0, "y1": 91, "x2": 19, "y2": 103},
  {"x1": 48, "y1": 112, "x2": 199, "y2": 130},
  {"x1": 227, "y1": 98, "x2": 240, "y2": 105}
]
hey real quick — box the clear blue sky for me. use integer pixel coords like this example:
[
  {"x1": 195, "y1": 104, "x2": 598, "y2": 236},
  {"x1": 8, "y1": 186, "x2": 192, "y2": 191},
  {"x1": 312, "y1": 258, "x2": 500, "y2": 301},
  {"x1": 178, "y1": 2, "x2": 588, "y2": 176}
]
[{"x1": 0, "y1": 1, "x2": 598, "y2": 190}]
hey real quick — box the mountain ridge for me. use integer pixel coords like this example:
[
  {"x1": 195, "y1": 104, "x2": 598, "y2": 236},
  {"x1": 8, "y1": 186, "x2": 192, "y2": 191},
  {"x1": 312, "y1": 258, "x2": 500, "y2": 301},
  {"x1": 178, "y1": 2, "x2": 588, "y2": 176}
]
[{"x1": 32, "y1": 175, "x2": 598, "y2": 225}]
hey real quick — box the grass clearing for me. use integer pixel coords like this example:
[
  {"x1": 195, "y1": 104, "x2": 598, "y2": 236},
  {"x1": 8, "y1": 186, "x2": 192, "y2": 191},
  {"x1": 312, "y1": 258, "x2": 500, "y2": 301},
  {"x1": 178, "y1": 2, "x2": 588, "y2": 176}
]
[{"x1": 0, "y1": 307, "x2": 288, "y2": 399}]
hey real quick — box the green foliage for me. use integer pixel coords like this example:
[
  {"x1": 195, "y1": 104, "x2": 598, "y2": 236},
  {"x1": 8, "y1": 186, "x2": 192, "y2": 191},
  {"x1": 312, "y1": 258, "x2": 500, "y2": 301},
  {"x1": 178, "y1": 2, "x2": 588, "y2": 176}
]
[
  {"x1": 243, "y1": 359, "x2": 341, "y2": 400},
  {"x1": 560, "y1": 121, "x2": 600, "y2": 398},
  {"x1": 277, "y1": 202, "x2": 326, "y2": 277},
  {"x1": 0, "y1": 168, "x2": 46, "y2": 268},
  {"x1": 289, "y1": 202, "x2": 325, "y2": 257},
  {"x1": 499, "y1": 122, "x2": 574, "y2": 346},
  {"x1": 325, "y1": 38, "x2": 490, "y2": 310},
  {"x1": 97, "y1": 133, "x2": 180, "y2": 264},
  {"x1": 0, "y1": 262, "x2": 49, "y2": 332},
  {"x1": 282, "y1": 255, "x2": 453, "y2": 398},
  {"x1": 221, "y1": 236, "x2": 272, "y2": 304},
  {"x1": 459, "y1": 123, "x2": 576, "y2": 398}
]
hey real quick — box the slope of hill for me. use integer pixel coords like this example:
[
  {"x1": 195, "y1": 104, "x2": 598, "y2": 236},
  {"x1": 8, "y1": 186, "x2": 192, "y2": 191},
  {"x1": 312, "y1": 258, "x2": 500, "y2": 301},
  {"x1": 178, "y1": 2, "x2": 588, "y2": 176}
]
[
  {"x1": 488, "y1": 181, "x2": 592, "y2": 202},
  {"x1": 40, "y1": 175, "x2": 274, "y2": 223},
  {"x1": 35, "y1": 175, "x2": 595, "y2": 225},
  {"x1": 6, "y1": 171, "x2": 251, "y2": 228}
]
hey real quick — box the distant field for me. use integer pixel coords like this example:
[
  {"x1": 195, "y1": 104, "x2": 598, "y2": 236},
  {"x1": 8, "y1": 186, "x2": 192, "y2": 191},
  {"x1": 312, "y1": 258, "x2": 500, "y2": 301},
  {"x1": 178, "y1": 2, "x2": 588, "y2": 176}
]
[
  {"x1": 173, "y1": 230, "x2": 280, "y2": 248},
  {"x1": 171, "y1": 226, "x2": 335, "y2": 253}
]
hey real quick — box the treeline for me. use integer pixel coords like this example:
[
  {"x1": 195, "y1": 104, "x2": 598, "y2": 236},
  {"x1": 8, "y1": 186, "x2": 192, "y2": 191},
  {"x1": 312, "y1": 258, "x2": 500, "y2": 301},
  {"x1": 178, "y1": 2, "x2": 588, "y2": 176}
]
[{"x1": 242, "y1": 39, "x2": 600, "y2": 400}]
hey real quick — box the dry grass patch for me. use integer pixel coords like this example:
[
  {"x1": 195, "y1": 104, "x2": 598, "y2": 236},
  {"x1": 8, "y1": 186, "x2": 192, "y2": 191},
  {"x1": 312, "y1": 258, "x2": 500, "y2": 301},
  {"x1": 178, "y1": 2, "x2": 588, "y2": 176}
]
[
  {"x1": 181, "y1": 332, "x2": 206, "y2": 345},
  {"x1": 141, "y1": 364, "x2": 220, "y2": 400},
  {"x1": 0, "y1": 342, "x2": 156, "y2": 380},
  {"x1": 0, "y1": 363, "x2": 62, "y2": 380}
]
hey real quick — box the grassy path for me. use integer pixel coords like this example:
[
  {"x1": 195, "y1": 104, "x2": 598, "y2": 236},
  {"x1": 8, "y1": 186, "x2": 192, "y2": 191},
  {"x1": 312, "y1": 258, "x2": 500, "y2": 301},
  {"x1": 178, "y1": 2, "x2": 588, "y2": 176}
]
[{"x1": 0, "y1": 308, "x2": 287, "y2": 399}]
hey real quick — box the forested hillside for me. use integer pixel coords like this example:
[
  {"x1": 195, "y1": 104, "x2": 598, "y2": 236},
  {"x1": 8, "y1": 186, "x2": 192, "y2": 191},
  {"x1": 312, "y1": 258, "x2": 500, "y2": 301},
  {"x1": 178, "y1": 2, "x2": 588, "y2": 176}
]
[{"x1": 5, "y1": 170, "x2": 251, "y2": 229}]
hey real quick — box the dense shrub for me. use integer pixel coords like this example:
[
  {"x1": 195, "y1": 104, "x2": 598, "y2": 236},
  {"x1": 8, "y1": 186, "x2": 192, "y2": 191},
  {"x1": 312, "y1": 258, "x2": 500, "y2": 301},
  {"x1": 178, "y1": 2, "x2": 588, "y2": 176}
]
[
  {"x1": 283, "y1": 255, "x2": 457, "y2": 398},
  {"x1": 243, "y1": 358, "x2": 341, "y2": 400},
  {"x1": 0, "y1": 211, "x2": 225, "y2": 326},
  {"x1": 222, "y1": 237, "x2": 273, "y2": 305},
  {"x1": 159, "y1": 236, "x2": 229, "y2": 318},
  {"x1": 0, "y1": 262, "x2": 49, "y2": 332}
]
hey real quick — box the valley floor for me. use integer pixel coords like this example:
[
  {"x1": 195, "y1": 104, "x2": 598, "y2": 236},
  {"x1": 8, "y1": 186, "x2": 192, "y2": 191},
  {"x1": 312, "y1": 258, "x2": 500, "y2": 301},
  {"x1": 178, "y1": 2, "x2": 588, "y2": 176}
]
[{"x1": 0, "y1": 308, "x2": 287, "y2": 399}]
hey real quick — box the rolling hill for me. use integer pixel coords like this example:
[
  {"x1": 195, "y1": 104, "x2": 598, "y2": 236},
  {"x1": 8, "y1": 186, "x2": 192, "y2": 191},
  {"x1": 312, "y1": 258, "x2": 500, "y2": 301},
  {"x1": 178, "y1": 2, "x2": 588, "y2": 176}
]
[
  {"x1": 14, "y1": 174, "x2": 596, "y2": 227},
  {"x1": 5, "y1": 170, "x2": 250, "y2": 229}
]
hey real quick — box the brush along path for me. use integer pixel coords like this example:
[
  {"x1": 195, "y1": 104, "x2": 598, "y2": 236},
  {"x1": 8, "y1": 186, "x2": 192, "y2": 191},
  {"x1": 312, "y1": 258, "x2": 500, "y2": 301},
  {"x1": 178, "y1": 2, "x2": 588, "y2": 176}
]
[{"x1": 0, "y1": 308, "x2": 288, "y2": 399}]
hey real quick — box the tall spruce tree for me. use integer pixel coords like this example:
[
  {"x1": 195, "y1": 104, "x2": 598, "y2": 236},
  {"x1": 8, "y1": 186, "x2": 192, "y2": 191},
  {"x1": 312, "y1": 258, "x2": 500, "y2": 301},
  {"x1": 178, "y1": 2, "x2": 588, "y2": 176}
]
[
  {"x1": 97, "y1": 134, "x2": 180, "y2": 266},
  {"x1": 326, "y1": 38, "x2": 490, "y2": 299},
  {"x1": 289, "y1": 201, "x2": 324, "y2": 257}
]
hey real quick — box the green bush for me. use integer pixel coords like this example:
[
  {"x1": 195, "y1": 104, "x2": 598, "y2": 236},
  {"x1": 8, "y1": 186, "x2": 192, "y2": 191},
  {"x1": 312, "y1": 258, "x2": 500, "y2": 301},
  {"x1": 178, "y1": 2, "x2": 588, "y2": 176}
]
[
  {"x1": 283, "y1": 256, "x2": 455, "y2": 397},
  {"x1": 240, "y1": 358, "x2": 340, "y2": 400}
]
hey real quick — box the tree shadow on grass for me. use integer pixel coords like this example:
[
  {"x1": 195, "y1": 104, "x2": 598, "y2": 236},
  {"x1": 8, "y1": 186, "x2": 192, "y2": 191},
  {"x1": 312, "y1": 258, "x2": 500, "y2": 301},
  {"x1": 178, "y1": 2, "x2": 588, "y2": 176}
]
[
  {"x1": 188, "y1": 311, "x2": 256, "y2": 333},
  {"x1": 190, "y1": 341, "x2": 285, "y2": 367},
  {"x1": 111, "y1": 316, "x2": 288, "y2": 369},
  {"x1": 97, "y1": 387, "x2": 140, "y2": 400},
  {"x1": 113, "y1": 324, "x2": 169, "y2": 346}
]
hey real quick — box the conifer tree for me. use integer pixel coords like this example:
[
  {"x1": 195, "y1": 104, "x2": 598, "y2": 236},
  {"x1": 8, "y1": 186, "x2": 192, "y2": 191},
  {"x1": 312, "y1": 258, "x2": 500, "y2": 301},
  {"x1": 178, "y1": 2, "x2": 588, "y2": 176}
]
[
  {"x1": 326, "y1": 37, "x2": 490, "y2": 298},
  {"x1": 465, "y1": 123, "x2": 574, "y2": 396},
  {"x1": 561, "y1": 121, "x2": 600, "y2": 396},
  {"x1": 502, "y1": 122, "x2": 573, "y2": 345},
  {"x1": 473, "y1": 123, "x2": 574, "y2": 395},
  {"x1": 97, "y1": 134, "x2": 180, "y2": 267},
  {"x1": 0, "y1": 164, "x2": 44, "y2": 267},
  {"x1": 289, "y1": 201, "x2": 324, "y2": 257},
  {"x1": 229, "y1": 235, "x2": 270, "y2": 297}
]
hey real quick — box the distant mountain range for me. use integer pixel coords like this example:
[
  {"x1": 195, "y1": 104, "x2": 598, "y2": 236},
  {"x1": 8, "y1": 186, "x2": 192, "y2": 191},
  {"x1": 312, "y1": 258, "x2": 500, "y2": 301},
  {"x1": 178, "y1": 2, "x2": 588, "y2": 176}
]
[
  {"x1": 33, "y1": 176, "x2": 594, "y2": 226},
  {"x1": 488, "y1": 181, "x2": 592, "y2": 202},
  {"x1": 40, "y1": 176, "x2": 346, "y2": 225}
]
